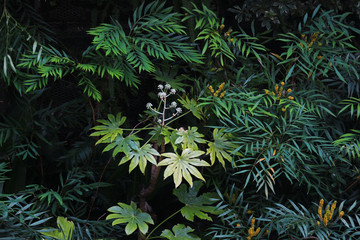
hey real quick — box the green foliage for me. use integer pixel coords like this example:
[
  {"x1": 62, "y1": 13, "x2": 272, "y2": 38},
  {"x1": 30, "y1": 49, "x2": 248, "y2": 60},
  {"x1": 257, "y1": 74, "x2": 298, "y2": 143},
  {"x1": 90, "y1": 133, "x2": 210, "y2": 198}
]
[
  {"x1": 206, "y1": 128, "x2": 236, "y2": 167},
  {"x1": 41, "y1": 216, "x2": 74, "y2": 240},
  {"x1": 161, "y1": 224, "x2": 200, "y2": 240},
  {"x1": 119, "y1": 143, "x2": 159, "y2": 173},
  {"x1": 2, "y1": 0, "x2": 360, "y2": 239},
  {"x1": 0, "y1": 193, "x2": 51, "y2": 239},
  {"x1": 173, "y1": 181, "x2": 219, "y2": 221},
  {"x1": 106, "y1": 201, "x2": 154, "y2": 235},
  {"x1": 90, "y1": 113, "x2": 127, "y2": 144},
  {"x1": 160, "y1": 149, "x2": 209, "y2": 188}
]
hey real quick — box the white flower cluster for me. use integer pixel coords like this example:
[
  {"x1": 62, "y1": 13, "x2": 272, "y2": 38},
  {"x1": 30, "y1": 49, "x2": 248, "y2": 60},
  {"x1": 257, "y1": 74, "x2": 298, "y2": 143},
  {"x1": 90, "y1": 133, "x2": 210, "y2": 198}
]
[{"x1": 146, "y1": 83, "x2": 182, "y2": 125}]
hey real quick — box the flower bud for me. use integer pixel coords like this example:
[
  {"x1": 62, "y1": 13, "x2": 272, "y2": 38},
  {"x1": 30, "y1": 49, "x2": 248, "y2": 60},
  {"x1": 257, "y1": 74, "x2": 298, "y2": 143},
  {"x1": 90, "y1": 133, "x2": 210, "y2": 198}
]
[
  {"x1": 165, "y1": 83, "x2": 171, "y2": 90},
  {"x1": 146, "y1": 103, "x2": 153, "y2": 109},
  {"x1": 158, "y1": 84, "x2": 164, "y2": 90},
  {"x1": 170, "y1": 101, "x2": 177, "y2": 108},
  {"x1": 158, "y1": 92, "x2": 166, "y2": 99}
]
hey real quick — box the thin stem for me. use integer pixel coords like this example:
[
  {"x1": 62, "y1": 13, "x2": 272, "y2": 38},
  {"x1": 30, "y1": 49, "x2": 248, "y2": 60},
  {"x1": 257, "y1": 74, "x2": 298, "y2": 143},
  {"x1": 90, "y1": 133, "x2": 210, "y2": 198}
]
[
  {"x1": 165, "y1": 110, "x2": 190, "y2": 126},
  {"x1": 129, "y1": 117, "x2": 150, "y2": 135},
  {"x1": 145, "y1": 209, "x2": 181, "y2": 240}
]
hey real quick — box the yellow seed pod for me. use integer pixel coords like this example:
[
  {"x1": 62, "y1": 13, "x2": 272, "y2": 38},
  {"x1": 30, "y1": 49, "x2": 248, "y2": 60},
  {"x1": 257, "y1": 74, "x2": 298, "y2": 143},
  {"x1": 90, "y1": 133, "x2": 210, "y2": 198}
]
[
  {"x1": 288, "y1": 96, "x2": 294, "y2": 100},
  {"x1": 301, "y1": 34, "x2": 305, "y2": 38},
  {"x1": 318, "y1": 199, "x2": 324, "y2": 221},
  {"x1": 220, "y1": 92, "x2": 225, "y2": 98},
  {"x1": 236, "y1": 223, "x2": 241, "y2": 227},
  {"x1": 318, "y1": 43, "x2": 322, "y2": 47},
  {"x1": 339, "y1": 211, "x2": 344, "y2": 219},
  {"x1": 331, "y1": 201, "x2": 337, "y2": 211},
  {"x1": 214, "y1": 92, "x2": 218, "y2": 97},
  {"x1": 255, "y1": 227, "x2": 260, "y2": 236},
  {"x1": 324, "y1": 215, "x2": 328, "y2": 226},
  {"x1": 264, "y1": 90, "x2": 270, "y2": 94},
  {"x1": 286, "y1": 88, "x2": 292, "y2": 94},
  {"x1": 220, "y1": 24, "x2": 225, "y2": 30},
  {"x1": 317, "y1": 221, "x2": 320, "y2": 226},
  {"x1": 230, "y1": 38, "x2": 233, "y2": 42},
  {"x1": 271, "y1": 92, "x2": 275, "y2": 95},
  {"x1": 280, "y1": 81, "x2": 285, "y2": 86},
  {"x1": 316, "y1": 55, "x2": 323, "y2": 60},
  {"x1": 300, "y1": 42, "x2": 304, "y2": 48},
  {"x1": 210, "y1": 89, "x2": 214, "y2": 93},
  {"x1": 282, "y1": 108, "x2": 286, "y2": 112},
  {"x1": 275, "y1": 84, "x2": 279, "y2": 93}
]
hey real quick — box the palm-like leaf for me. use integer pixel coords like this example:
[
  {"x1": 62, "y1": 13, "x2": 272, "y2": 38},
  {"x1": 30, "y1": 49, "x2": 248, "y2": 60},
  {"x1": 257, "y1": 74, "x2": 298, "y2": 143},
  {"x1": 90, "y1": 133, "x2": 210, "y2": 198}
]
[
  {"x1": 206, "y1": 128, "x2": 235, "y2": 167},
  {"x1": 161, "y1": 224, "x2": 200, "y2": 240},
  {"x1": 175, "y1": 127, "x2": 206, "y2": 150},
  {"x1": 90, "y1": 113, "x2": 126, "y2": 144},
  {"x1": 159, "y1": 149, "x2": 209, "y2": 187},
  {"x1": 106, "y1": 201, "x2": 154, "y2": 235},
  {"x1": 119, "y1": 144, "x2": 159, "y2": 173}
]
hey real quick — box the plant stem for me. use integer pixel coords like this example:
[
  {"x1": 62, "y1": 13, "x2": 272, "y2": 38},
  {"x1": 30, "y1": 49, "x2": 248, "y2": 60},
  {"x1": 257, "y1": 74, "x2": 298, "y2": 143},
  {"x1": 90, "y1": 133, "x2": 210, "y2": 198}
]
[{"x1": 145, "y1": 209, "x2": 182, "y2": 240}]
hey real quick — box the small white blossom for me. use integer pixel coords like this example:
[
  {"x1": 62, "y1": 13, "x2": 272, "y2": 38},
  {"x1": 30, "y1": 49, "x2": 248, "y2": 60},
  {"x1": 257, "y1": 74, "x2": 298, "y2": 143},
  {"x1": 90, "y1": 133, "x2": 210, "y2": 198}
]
[
  {"x1": 170, "y1": 89, "x2": 176, "y2": 94},
  {"x1": 158, "y1": 92, "x2": 166, "y2": 99},
  {"x1": 165, "y1": 83, "x2": 171, "y2": 90},
  {"x1": 146, "y1": 103, "x2": 153, "y2": 109},
  {"x1": 170, "y1": 101, "x2": 177, "y2": 108},
  {"x1": 158, "y1": 84, "x2": 164, "y2": 90},
  {"x1": 158, "y1": 119, "x2": 162, "y2": 124},
  {"x1": 176, "y1": 107, "x2": 182, "y2": 113}
]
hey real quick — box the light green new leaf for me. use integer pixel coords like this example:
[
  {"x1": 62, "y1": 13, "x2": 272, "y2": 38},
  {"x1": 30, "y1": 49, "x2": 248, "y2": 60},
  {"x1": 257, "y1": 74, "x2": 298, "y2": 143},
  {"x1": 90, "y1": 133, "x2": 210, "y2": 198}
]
[
  {"x1": 175, "y1": 127, "x2": 206, "y2": 150},
  {"x1": 161, "y1": 224, "x2": 200, "y2": 240},
  {"x1": 90, "y1": 113, "x2": 126, "y2": 144},
  {"x1": 119, "y1": 143, "x2": 159, "y2": 174},
  {"x1": 173, "y1": 181, "x2": 220, "y2": 221},
  {"x1": 159, "y1": 149, "x2": 209, "y2": 188},
  {"x1": 206, "y1": 128, "x2": 235, "y2": 167},
  {"x1": 178, "y1": 96, "x2": 204, "y2": 120},
  {"x1": 106, "y1": 201, "x2": 154, "y2": 235},
  {"x1": 41, "y1": 216, "x2": 74, "y2": 240},
  {"x1": 103, "y1": 134, "x2": 141, "y2": 156}
]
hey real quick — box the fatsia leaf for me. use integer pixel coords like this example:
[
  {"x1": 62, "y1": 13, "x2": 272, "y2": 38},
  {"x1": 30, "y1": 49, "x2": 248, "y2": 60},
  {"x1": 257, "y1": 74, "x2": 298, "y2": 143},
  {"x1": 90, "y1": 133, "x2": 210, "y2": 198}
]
[
  {"x1": 41, "y1": 216, "x2": 74, "y2": 240},
  {"x1": 90, "y1": 113, "x2": 126, "y2": 144},
  {"x1": 175, "y1": 127, "x2": 206, "y2": 150},
  {"x1": 178, "y1": 96, "x2": 204, "y2": 120},
  {"x1": 106, "y1": 202, "x2": 154, "y2": 235},
  {"x1": 103, "y1": 134, "x2": 141, "y2": 156},
  {"x1": 159, "y1": 149, "x2": 209, "y2": 188},
  {"x1": 173, "y1": 181, "x2": 219, "y2": 221},
  {"x1": 106, "y1": 201, "x2": 154, "y2": 235},
  {"x1": 161, "y1": 224, "x2": 200, "y2": 240},
  {"x1": 119, "y1": 144, "x2": 159, "y2": 174},
  {"x1": 206, "y1": 128, "x2": 235, "y2": 167}
]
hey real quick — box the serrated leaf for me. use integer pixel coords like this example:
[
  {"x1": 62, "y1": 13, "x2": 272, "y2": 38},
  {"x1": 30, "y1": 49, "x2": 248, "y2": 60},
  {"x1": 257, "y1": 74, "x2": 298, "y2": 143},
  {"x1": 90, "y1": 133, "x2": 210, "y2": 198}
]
[
  {"x1": 206, "y1": 128, "x2": 235, "y2": 167},
  {"x1": 90, "y1": 113, "x2": 127, "y2": 144},
  {"x1": 119, "y1": 143, "x2": 159, "y2": 174},
  {"x1": 103, "y1": 134, "x2": 141, "y2": 156},
  {"x1": 159, "y1": 149, "x2": 209, "y2": 187},
  {"x1": 175, "y1": 127, "x2": 206, "y2": 150},
  {"x1": 178, "y1": 96, "x2": 204, "y2": 120},
  {"x1": 161, "y1": 224, "x2": 200, "y2": 240},
  {"x1": 173, "y1": 181, "x2": 220, "y2": 221},
  {"x1": 41, "y1": 216, "x2": 74, "y2": 240},
  {"x1": 106, "y1": 201, "x2": 153, "y2": 235}
]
